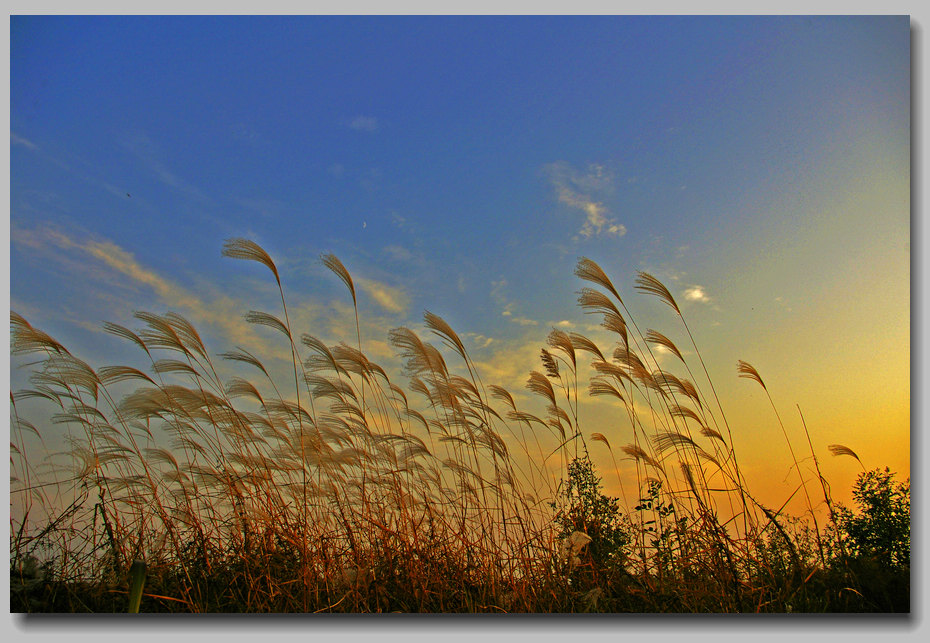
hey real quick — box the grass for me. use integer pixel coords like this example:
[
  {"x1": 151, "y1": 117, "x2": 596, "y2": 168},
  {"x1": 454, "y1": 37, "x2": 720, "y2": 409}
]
[{"x1": 9, "y1": 240, "x2": 909, "y2": 613}]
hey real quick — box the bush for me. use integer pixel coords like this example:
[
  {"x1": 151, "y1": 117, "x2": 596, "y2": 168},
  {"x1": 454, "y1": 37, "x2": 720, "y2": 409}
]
[
  {"x1": 552, "y1": 455, "x2": 631, "y2": 587},
  {"x1": 836, "y1": 467, "x2": 910, "y2": 570}
]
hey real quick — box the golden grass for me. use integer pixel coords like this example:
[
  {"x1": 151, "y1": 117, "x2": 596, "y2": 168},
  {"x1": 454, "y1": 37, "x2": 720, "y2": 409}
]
[{"x1": 8, "y1": 243, "x2": 898, "y2": 613}]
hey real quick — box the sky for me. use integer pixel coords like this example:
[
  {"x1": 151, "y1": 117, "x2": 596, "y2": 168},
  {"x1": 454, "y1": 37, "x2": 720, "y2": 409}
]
[{"x1": 8, "y1": 15, "x2": 911, "y2": 520}]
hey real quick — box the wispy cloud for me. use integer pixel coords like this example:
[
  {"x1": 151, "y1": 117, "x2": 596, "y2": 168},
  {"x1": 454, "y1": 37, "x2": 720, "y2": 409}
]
[
  {"x1": 505, "y1": 313, "x2": 539, "y2": 327},
  {"x1": 544, "y1": 161, "x2": 626, "y2": 240},
  {"x1": 349, "y1": 116, "x2": 378, "y2": 132},
  {"x1": 383, "y1": 244, "x2": 414, "y2": 262},
  {"x1": 10, "y1": 224, "x2": 278, "y2": 356},
  {"x1": 357, "y1": 277, "x2": 410, "y2": 315},
  {"x1": 471, "y1": 339, "x2": 546, "y2": 393},
  {"x1": 774, "y1": 296, "x2": 793, "y2": 313},
  {"x1": 233, "y1": 196, "x2": 289, "y2": 220},
  {"x1": 119, "y1": 130, "x2": 211, "y2": 203},
  {"x1": 462, "y1": 332, "x2": 495, "y2": 350},
  {"x1": 11, "y1": 132, "x2": 38, "y2": 150},
  {"x1": 491, "y1": 278, "x2": 539, "y2": 326}
]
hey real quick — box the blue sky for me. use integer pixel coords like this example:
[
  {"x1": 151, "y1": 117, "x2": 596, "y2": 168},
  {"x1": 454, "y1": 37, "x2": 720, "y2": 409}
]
[{"x1": 9, "y1": 15, "x2": 910, "y2": 511}]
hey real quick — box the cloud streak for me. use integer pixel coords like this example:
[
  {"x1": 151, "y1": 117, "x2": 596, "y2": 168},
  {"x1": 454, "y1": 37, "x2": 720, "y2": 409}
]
[
  {"x1": 357, "y1": 277, "x2": 410, "y2": 315},
  {"x1": 10, "y1": 224, "x2": 280, "y2": 357},
  {"x1": 544, "y1": 161, "x2": 626, "y2": 239},
  {"x1": 119, "y1": 130, "x2": 211, "y2": 203},
  {"x1": 349, "y1": 116, "x2": 378, "y2": 132},
  {"x1": 11, "y1": 132, "x2": 38, "y2": 150},
  {"x1": 491, "y1": 278, "x2": 540, "y2": 327}
]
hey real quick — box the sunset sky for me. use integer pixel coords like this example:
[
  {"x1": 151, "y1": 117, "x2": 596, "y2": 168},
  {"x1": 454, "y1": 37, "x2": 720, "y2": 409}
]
[{"x1": 9, "y1": 15, "x2": 910, "y2": 517}]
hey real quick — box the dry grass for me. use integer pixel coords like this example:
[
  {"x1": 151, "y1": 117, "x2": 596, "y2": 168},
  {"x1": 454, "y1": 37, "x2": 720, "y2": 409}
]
[{"x1": 9, "y1": 242, "x2": 904, "y2": 612}]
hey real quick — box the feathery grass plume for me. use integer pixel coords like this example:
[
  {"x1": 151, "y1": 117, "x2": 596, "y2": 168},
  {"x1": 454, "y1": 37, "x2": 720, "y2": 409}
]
[
  {"x1": 302, "y1": 336, "x2": 352, "y2": 380},
  {"x1": 591, "y1": 361, "x2": 634, "y2": 387},
  {"x1": 526, "y1": 371, "x2": 557, "y2": 404},
  {"x1": 577, "y1": 288, "x2": 628, "y2": 346},
  {"x1": 677, "y1": 377, "x2": 703, "y2": 410},
  {"x1": 590, "y1": 432, "x2": 611, "y2": 449},
  {"x1": 540, "y1": 349, "x2": 560, "y2": 379},
  {"x1": 134, "y1": 311, "x2": 192, "y2": 356},
  {"x1": 321, "y1": 253, "x2": 357, "y2": 306},
  {"x1": 97, "y1": 365, "x2": 157, "y2": 386},
  {"x1": 575, "y1": 257, "x2": 623, "y2": 304},
  {"x1": 546, "y1": 329, "x2": 576, "y2": 370},
  {"x1": 828, "y1": 444, "x2": 865, "y2": 468},
  {"x1": 621, "y1": 444, "x2": 661, "y2": 470},
  {"x1": 448, "y1": 375, "x2": 480, "y2": 401},
  {"x1": 624, "y1": 353, "x2": 658, "y2": 392},
  {"x1": 736, "y1": 360, "x2": 766, "y2": 390},
  {"x1": 645, "y1": 330, "x2": 685, "y2": 363},
  {"x1": 10, "y1": 312, "x2": 71, "y2": 356},
  {"x1": 390, "y1": 327, "x2": 447, "y2": 377},
  {"x1": 588, "y1": 377, "x2": 626, "y2": 403},
  {"x1": 103, "y1": 321, "x2": 150, "y2": 354},
  {"x1": 700, "y1": 427, "x2": 726, "y2": 443},
  {"x1": 652, "y1": 370, "x2": 693, "y2": 404},
  {"x1": 222, "y1": 238, "x2": 280, "y2": 282},
  {"x1": 568, "y1": 332, "x2": 605, "y2": 362},
  {"x1": 653, "y1": 432, "x2": 722, "y2": 471},
  {"x1": 506, "y1": 409, "x2": 549, "y2": 430},
  {"x1": 634, "y1": 272, "x2": 681, "y2": 316},
  {"x1": 331, "y1": 343, "x2": 373, "y2": 378},
  {"x1": 668, "y1": 404, "x2": 706, "y2": 429},
  {"x1": 163, "y1": 312, "x2": 209, "y2": 360},
  {"x1": 679, "y1": 461, "x2": 699, "y2": 497},
  {"x1": 577, "y1": 287, "x2": 623, "y2": 318},
  {"x1": 44, "y1": 354, "x2": 102, "y2": 399},
  {"x1": 547, "y1": 404, "x2": 572, "y2": 432},
  {"x1": 152, "y1": 358, "x2": 201, "y2": 379},
  {"x1": 424, "y1": 311, "x2": 468, "y2": 362},
  {"x1": 488, "y1": 384, "x2": 516, "y2": 411},
  {"x1": 303, "y1": 374, "x2": 357, "y2": 403},
  {"x1": 219, "y1": 347, "x2": 270, "y2": 378},
  {"x1": 244, "y1": 310, "x2": 292, "y2": 340},
  {"x1": 612, "y1": 344, "x2": 647, "y2": 374}
]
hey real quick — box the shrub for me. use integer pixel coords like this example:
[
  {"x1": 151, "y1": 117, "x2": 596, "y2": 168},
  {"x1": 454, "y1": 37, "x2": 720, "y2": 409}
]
[
  {"x1": 836, "y1": 467, "x2": 910, "y2": 569},
  {"x1": 552, "y1": 455, "x2": 631, "y2": 586}
]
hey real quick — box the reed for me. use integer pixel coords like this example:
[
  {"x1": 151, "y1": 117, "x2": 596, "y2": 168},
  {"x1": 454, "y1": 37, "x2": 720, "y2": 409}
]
[{"x1": 8, "y1": 242, "x2": 905, "y2": 613}]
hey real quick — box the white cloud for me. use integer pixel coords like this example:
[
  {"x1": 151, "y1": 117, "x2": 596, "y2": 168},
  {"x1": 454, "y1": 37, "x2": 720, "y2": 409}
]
[
  {"x1": 683, "y1": 286, "x2": 710, "y2": 303},
  {"x1": 349, "y1": 116, "x2": 378, "y2": 132}
]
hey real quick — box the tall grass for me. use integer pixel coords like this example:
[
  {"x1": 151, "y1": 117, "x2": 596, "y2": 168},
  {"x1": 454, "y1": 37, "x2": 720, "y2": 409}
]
[{"x1": 8, "y1": 241, "x2": 897, "y2": 612}]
